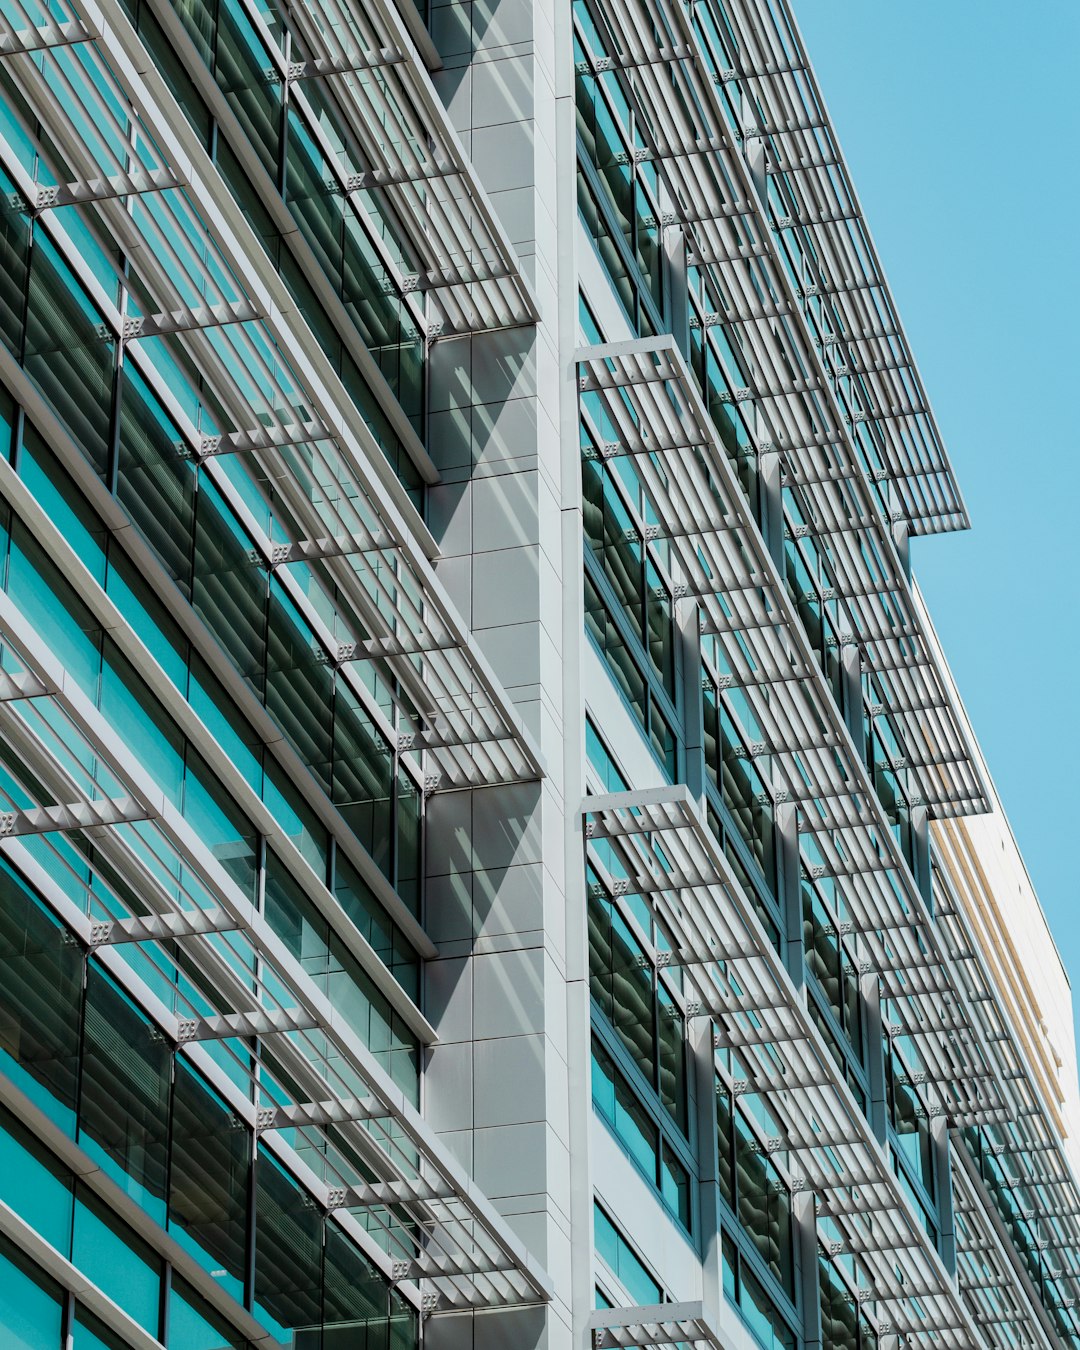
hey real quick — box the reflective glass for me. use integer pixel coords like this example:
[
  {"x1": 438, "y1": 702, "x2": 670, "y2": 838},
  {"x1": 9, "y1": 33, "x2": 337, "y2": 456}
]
[{"x1": 0, "y1": 1235, "x2": 63, "y2": 1350}]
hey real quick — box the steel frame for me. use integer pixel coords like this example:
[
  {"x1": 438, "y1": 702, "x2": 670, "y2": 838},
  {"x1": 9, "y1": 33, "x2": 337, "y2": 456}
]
[
  {"x1": 0, "y1": 589, "x2": 553, "y2": 1313},
  {"x1": 583, "y1": 786, "x2": 986, "y2": 1347},
  {"x1": 0, "y1": 0, "x2": 544, "y2": 792},
  {"x1": 577, "y1": 334, "x2": 997, "y2": 1121},
  {"x1": 716, "y1": 0, "x2": 966, "y2": 534}
]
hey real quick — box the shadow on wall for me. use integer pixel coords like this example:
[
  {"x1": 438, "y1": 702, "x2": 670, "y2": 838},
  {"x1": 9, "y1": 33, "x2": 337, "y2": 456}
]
[
  {"x1": 430, "y1": 0, "x2": 535, "y2": 101},
  {"x1": 425, "y1": 1303, "x2": 548, "y2": 1350},
  {"x1": 425, "y1": 781, "x2": 545, "y2": 947}
]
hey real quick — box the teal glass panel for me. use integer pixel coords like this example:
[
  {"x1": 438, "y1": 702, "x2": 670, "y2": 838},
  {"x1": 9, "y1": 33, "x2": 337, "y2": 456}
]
[
  {"x1": 100, "y1": 637, "x2": 185, "y2": 809},
  {"x1": 266, "y1": 576, "x2": 333, "y2": 792},
  {"x1": 332, "y1": 676, "x2": 393, "y2": 879},
  {"x1": 182, "y1": 745, "x2": 258, "y2": 903},
  {"x1": 0, "y1": 1234, "x2": 64, "y2": 1349},
  {"x1": 169, "y1": 1274, "x2": 252, "y2": 1350},
  {"x1": 0, "y1": 858, "x2": 83, "y2": 1129},
  {"x1": 7, "y1": 519, "x2": 102, "y2": 697},
  {"x1": 738, "y1": 1264, "x2": 794, "y2": 1350},
  {"x1": 819, "y1": 1257, "x2": 860, "y2": 1350},
  {"x1": 660, "y1": 1141, "x2": 691, "y2": 1230},
  {"x1": 594, "y1": 1203, "x2": 662, "y2": 1306},
  {"x1": 78, "y1": 962, "x2": 170, "y2": 1222},
  {"x1": 20, "y1": 425, "x2": 108, "y2": 584},
  {"x1": 657, "y1": 985, "x2": 687, "y2": 1134},
  {"x1": 0, "y1": 1109, "x2": 74, "y2": 1252},
  {"x1": 24, "y1": 230, "x2": 115, "y2": 479},
  {"x1": 72, "y1": 1307, "x2": 134, "y2": 1350},
  {"x1": 333, "y1": 850, "x2": 419, "y2": 1001},
  {"x1": 192, "y1": 475, "x2": 268, "y2": 696},
  {"x1": 71, "y1": 1183, "x2": 161, "y2": 1334},
  {"x1": 215, "y1": 0, "x2": 283, "y2": 181},
  {"x1": 116, "y1": 362, "x2": 197, "y2": 594},
  {"x1": 169, "y1": 1056, "x2": 250, "y2": 1304},
  {"x1": 395, "y1": 767, "x2": 421, "y2": 917},
  {"x1": 252, "y1": 1152, "x2": 324, "y2": 1345},
  {"x1": 323, "y1": 1216, "x2": 414, "y2": 1346},
  {"x1": 591, "y1": 1039, "x2": 657, "y2": 1181},
  {"x1": 0, "y1": 165, "x2": 29, "y2": 358}
]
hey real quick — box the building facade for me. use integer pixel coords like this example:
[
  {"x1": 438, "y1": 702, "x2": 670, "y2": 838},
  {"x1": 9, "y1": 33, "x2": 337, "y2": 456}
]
[{"x1": 0, "y1": 0, "x2": 1075, "y2": 1347}]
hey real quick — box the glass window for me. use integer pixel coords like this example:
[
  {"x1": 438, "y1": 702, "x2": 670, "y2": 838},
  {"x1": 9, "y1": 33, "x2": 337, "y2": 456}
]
[
  {"x1": 72, "y1": 1307, "x2": 136, "y2": 1350},
  {"x1": 169, "y1": 1274, "x2": 252, "y2": 1350},
  {"x1": 0, "y1": 1108, "x2": 74, "y2": 1252},
  {"x1": 253, "y1": 1151, "x2": 324, "y2": 1345},
  {"x1": 0, "y1": 858, "x2": 84, "y2": 1129},
  {"x1": 78, "y1": 963, "x2": 170, "y2": 1221},
  {"x1": 116, "y1": 363, "x2": 197, "y2": 594},
  {"x1": 24, "y1": 229, "x2": 115, "y2": 479},
  {"x1": 739, "y1": 1263, "x2": 795, "y2": 1350},
  {"x1": 0, "y1": 1234, "x2": 64, "y2": 1349},
  {"x1": 169, "y1": 1056, "x2": 250, "y2": 1304},
  {"x1": 71, "y1": 1183, "x2": 162, "y2": 1335},
  {"x1": 594, "y1": 1202, "x2": 661, "y2": 1306}
]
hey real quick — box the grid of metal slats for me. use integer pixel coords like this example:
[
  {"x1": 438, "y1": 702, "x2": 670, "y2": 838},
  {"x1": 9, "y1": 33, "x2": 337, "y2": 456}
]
[
  {"x1": 0, "y1": 588, "x2": 553, "y2": 1313},
  {"x1": 0, "y1": 0, "x2": 542, "y2": 791},
  {"x1": 716, "y1": 0, "x2": 966, "y2": 534},
  {"x1": 578, "y1": 335, "x2": 1000, "y2": 1129},
  {"x1": 583, "y1": 788, "x2": 1008, "y2": 1349},
  {"x1": 573, "y1": 0, "x2": 982, "y2": 813}
]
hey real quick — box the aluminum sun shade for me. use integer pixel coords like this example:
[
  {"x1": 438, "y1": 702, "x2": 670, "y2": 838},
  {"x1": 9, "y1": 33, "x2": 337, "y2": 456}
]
[
  {"x1": 583, "y1": 787, "x2": 988, "y2": 1348},
  {"x1": 0, "y1": 591, "x2": 553, "y2": 1314},
  {"x1": 572, "y1": 210, "x2": 988, "y2": 820},
  {"x1": 201, "y1": 0, "x2": 538, "y2": 337},
  {"x1": 577, "y1": 334, "x2": 998, "y2": 1121},
  {"x1": 716, "y1": 0, "x2": 966, "y2": 535},
  {"x1": 928, "y1": 829, "x2": 1080, "y2": 1346},
  {"x1": 0, "y1": 0, "x2": 543, "y2": 792},
  {"x1": 589, "y1": 1303, "x2": 726, "y2": 1349},
  {"x1": 574, "y1": 0, "x2": 974, "y2": 624},
  {"x1": 952, "y1": 1161, "x2": 1063, "y2": 1350}
]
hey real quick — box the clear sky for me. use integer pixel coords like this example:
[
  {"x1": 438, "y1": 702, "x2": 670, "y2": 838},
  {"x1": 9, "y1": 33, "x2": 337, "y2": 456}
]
[{"x1": 790, "y1": 3, "x2": 1080, "y2": 1015}]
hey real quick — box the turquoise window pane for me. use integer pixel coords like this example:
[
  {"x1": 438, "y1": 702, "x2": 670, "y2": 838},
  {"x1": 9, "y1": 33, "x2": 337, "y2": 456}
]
[
  {"x1": 0, "y1": 1237, "x2": 63, "y2": 1349},
  {"x1": 0, "y1": 858, "x2": 83, "y2": 1130},
  {"x1": 252, "y1": 1152, "x2": 324, "y2": 1345},
  {"x1": 100, "y1": 638, "x2": 185, "y2": 809},
  {"x1": 0, "y1": 1111, "x2": 73, "y2": 1252},
  {"x1": 739, "y1": 1265, "x2": 794, "y2": 1350},
  {"x1": 593, "y1": 1203, "x2": 661, "y2": 1306},
  {"x1": 24, "y1": 229, "x2": 115, "y2": 478},
  {"x1": 71, "y1": 1307, "x2": 130, "y2": 1350},
  {"x1": 71, "y1": 1185, "x2": 161, "y2": 1335},
  {"x1": 7, "y1": 520, "x2": 102, "y2": 698},
  {"x1": 168, "y1": 1057, "x2": 250, "y2": 1305},
  {"x1": 169, "y1": 1275, "x2": 250, "y2": 1350},
  {"x1": 181, "y1": 746, "x2": 257, "y2": 903},
  {"x1": 78, "y1": 963, "x2": 170, "y2": 1223},
  {"x1": 20, "y1": 427, "x2": 108, "y2": 585}
]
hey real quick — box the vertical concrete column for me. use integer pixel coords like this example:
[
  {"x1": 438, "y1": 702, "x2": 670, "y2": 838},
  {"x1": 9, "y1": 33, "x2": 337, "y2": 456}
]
[
  {"x1": 841, "y1": 644, "x2": 866, "y2": 761},
  {"x1": 665, "y1": 223, "x2": 691, "y2": 360},
  {"x1": 758, "y1": 450, "x2": 785, "y2": 573},
  {"x1": 860, "y1": 973, "x2": 889, "y2": 1147},
  {"x1": 933, "y1": 1118, "x2": 957, "y2": 1277},
  {"x1": 693, "y1": 1017, "x2": 722, "y2": 1327},
  {"x1": 794, "y1": 1192, "x2": 823, "y2": 1350},
  {"x1": 775, "y1": 801, "x2": 805, "y2": 996},
  {"x1": 909, "y1": 804, "x2": 932, "y2": 913},
  {"x1": 680, "y1": 602, "x2": 706, "y2": 815},
  {"x1": 891, "y1": 519, "x2": 911, "y2": 581},
  {"x1": 423, "y1": 0, "x2": 573, "y2": 1343}
]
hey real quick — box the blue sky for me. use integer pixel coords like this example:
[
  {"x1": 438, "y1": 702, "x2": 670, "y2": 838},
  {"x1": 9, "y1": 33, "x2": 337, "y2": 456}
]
[{"x1": 792, "y1": 3, "x2": 1080, "y2": 1003}]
